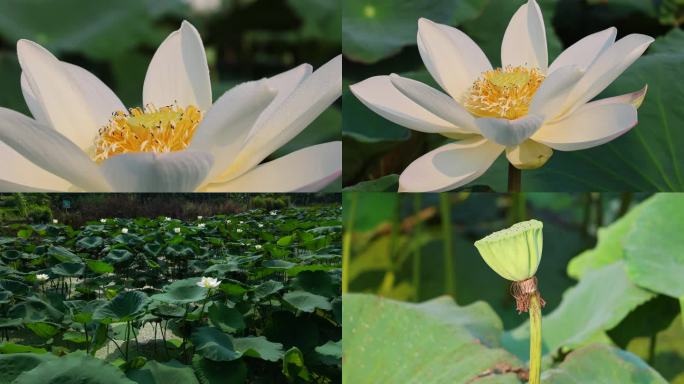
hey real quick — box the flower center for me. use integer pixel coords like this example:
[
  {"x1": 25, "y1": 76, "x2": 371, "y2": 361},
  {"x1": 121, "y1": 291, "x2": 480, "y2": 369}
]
[
  {"x1": 93, "y1": 104, "x2": 202, "y2": 162},
  {"x1": 464, "y1": 66, "x2": 545, "y2": 120}
]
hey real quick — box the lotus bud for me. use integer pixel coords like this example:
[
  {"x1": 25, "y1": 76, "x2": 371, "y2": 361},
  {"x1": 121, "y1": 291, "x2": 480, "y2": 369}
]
[
  {"x1": 197, "y1": 216, "x2": 203, "y2": 220},
  {"x1": 198, "y1": 223, "x2": 206, "y2": 229},
  {"x1": 258, "y1": 223, "x2": 264, "y2": 228},
  {"x1": 227, "y1": 220, "x2": 232, "y2": 224},
  {"x1": 174, "y1": 227, "x2": 181, "y2": 234},
  {"x1": 100, "y1": 219, "x2": 106, "y2": 223},
  {"x1": 236, "y1": 228, "x2": 243, "y2": 233},
  {"x1": 255, "y1": 244, "x2": 262, "y2": 250},
  {"x1": 52, "y1": 219, "x2": 58, "y2": 224},
  {"x1": 121, "y1": 228, "x2": 129, "y2": 234}
]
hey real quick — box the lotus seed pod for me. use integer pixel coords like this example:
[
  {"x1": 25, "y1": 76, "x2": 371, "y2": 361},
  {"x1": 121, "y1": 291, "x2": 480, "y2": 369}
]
[{"x1": 474, "y1": 219, "x2": 543, "y2": 281}]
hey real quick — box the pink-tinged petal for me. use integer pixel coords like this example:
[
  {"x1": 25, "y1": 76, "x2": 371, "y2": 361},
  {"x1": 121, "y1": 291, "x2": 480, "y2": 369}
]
[
  {"x1": 532, "y1": 102, "x2": 637, "y2": 151},
  {"x1": 0, "y1": 107, "x2": 109, "y2": 191},
  {"x1": 389, "y1": 74, "x2": 478, "y2": 134},
  {"x1": 17, "y1": 40, "x2": 102, "y2": 149},
  {"x1": 529, "y1": 65, "x2": 583, "y2": 119},
  {"x1": 143, "y1": 21, "x2": 212, "y2": 111},
  {"x1": 202, "y1": 142, "x2": 341, "y2": 192},
  {"x1": 560, "y1": 34, "x2": 654, "y2": 117},
  {"x1": 475, "y1": 114, "x2": 544, "y2": 147},
  {"x1": 591, "y1": 85, "x2": 648, "y2": 109},
  {"x1": 399, "y1": 137, "x2": 504, "y2": 192},
  {"x1": 212, "y1": 55, "x2": 341, "y2": 184},
  {"x1": 501, "y1": 0, "x2": 548, "y2": 71},
  {"x1": 417, "y1": 18, "x2": 492, "y2": 100},
  {"x1": 100, "y1": 151, "x2": 213, "y2": 192},
  {"x1": 350, "y1": 76, "x2": 461, "y2": 134},
  {"x1": 548, "y1": 27, "x2": 617, "y2": 73}
]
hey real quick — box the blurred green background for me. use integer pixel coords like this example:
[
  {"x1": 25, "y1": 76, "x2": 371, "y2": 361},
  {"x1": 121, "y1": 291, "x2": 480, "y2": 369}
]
[
  {"x1": 0, "y1": 0, "x2": 341, "y2": 187},
  {"x1": 342, "y1": 0, "x2": 684, "y2": 192},
  {"x1": 343, "y1": 192, "x2": 684, "y2": 382}
]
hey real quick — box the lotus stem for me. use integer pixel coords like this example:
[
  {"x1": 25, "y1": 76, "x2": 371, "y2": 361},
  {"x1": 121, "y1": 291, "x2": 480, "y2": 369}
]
[
  {"x1": 412, "y1": 194, "x2": 422, "y2": 299},
  {"x1": 342, "y1": 193, "x2": 358, "y2": 294},
  {"x1": 529, "y1": 294, "x2": 542, "y2": 384},
  {"x1": 508, "y1": 163, "x2": 521, "y2": 192},
  {"x1": 439, "y1": 193, "x2": 455, "y2": 297}
]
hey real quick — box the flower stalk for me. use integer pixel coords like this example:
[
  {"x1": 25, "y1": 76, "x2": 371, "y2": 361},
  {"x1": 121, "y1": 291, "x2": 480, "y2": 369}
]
[
  {"x1": 529, "y1": 293, "x2": 542, "y2": 384},
  {"x1": 508, "y1": 163, "x2": 521, "y2": 193}
]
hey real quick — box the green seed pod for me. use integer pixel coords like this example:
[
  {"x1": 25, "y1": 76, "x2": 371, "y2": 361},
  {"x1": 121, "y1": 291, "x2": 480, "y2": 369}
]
[{"x1": 474, "y1": 219, "x2": 543, "y2": 281}]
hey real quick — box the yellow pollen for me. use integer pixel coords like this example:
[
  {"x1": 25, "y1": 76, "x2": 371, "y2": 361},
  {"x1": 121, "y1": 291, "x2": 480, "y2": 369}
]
[
  {"x1": 464, "y1": 66, "x2": 545, "y2": 120},
  {"x1": 93, "y1": 104, "x2": 202, "y2": 162}
]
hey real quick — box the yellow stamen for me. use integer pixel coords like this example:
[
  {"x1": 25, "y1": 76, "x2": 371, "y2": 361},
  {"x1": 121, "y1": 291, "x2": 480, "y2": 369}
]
[
  {"x1": 464, "y1": 66, "x2": 545, "y2": 120},
  {"x1": 93, "y1": 104, "x2": 202, "y2": 162}
]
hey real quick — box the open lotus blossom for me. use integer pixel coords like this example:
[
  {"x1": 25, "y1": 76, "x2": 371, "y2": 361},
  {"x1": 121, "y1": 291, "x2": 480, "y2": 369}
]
[
  {"x1": 270, "y1": 210, "x2": 277, "y2": 216},
  {"x1": 121, "y1": 228, "x2": 129, "y2": 234},
  {"x1": 0, "y1": 21, "x2": 342, "y2": 192},
  {"x1": 165, "y1": 217, "x2": 172, "y2": 221},
  {"x1": 100, "y1": 219, "x2": 106, "y2": 223},
  {"x1": 226, "y1": 220, "x2": 232, "y2": 224},
  {"x1": 197, "y1": 216, "x2": 203, "y2": 220},
  {"x1": 255, "y1": 244, "x2": 262, "y2": 249},
  {"x1": 198, "y1": 223, "x2": 206, "y2": 229},
  {"x1": 52, "y1": 219, "x2": 58, "y2": 224},
  {"x1": 197, "y1": 276, "x2": 221, "y2": 289},
  {"x1": 258, "y1": 223, "x2": 264, "y2": 228},
  {"x1": 36, "y1": 273, "x2": 49, "y2": 282},
  {"x1": 174, "y1": 227, "x2": 181, "y2": 233},
  {"x1": 351, "y1": 0, "x2": 652, "y2": 192},
  {"x1": 236, "y1": 228, "x2": 243, "y2": 233}
]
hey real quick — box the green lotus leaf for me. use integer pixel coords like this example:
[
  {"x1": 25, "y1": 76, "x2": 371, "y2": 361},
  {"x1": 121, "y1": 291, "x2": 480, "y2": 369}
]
[
  {"x1": 104, "y1": 249, "x2": 133, "y2": 264},
  {"x1": 85, "y1": 260, "x2": 114, "y2": 274},
  {"x1": 151, "y1": 278, "x2": 208, "y2": 304},
  {"x1": 624, "y1": 194, "x2": 684, "y2": 301},
  {"x1": 282, "y1": 347, "x2": 310, "y2": 383},
  {"x1": 50, "y1": 262, "x2": 84, "y2": 277},
  {"x1": 12, "y1": 352, "x2": 136, "y2": 384},
  {"x1": 93, "y1": 291, "x2": 149, "y2": 323},
  {"x1": 253, "y1": 280, "x2": 284, "y2": 300},
  {"x1": 542, "y1": 344, "x2": 667, "y2": 383},
  {"x1": 191, "y1": 355, "x2": 247, "y2": 384},
  {"x1": 0, "y1": 290, "x2": 13, "y2": 304},
  {"x1": 76, "y1": 236, "x2": 103, "y2": 249},
  {"x1": 283, "y1": 291, "x2": 332, "y2": 312},
  {"x1": 277, "y1": 235, "x2": 293, "y2": 247},
  {"x1": 25, "y1": 322, "x2": 60, "y2": 339},
  {"x1": 0, "y1": 353, "x2": 56, "y2": 383},
  {"x1": 204, "y1": 262, "x2": 240, "y2": 275},
  {"x1": 47, "y1": 246, "x2": 80, "y2": 263},
  {"x1": 233, "y1": 336, "x2": 283, "y2": 362},
  {"x1": 191, "y1": 327, "x2": 241, "y2": 362},
  {"x1": 294, "y1": 270, "x2": 335, "y2": 297},
  {"x1": 208, "y1": 302, "x2": 245, "y2": 333},
  {"x1": 262, "y1": 260, "x2": 296, "y2": 269},
  {"x1": 343, "y1": 293, "x2": 522, "y2": 382},
  {"x1": 9, "y1": 297, "x2": 63, "y2": 323},
  {"x1": 143, "y1": 242, "x2": 163, "y2": 257},
  {"x1": 1, "y1": 249, "x2": 22, "y2": 260},
  {"x1": 127, "y1": 359, "x2": 199, "y2": 384},
  {"x1": 0, "y1": 343, "x2": 47, "y2": 354},
  {"x1": 315, "y1": 340, "x2": 341, "y2": 359}
]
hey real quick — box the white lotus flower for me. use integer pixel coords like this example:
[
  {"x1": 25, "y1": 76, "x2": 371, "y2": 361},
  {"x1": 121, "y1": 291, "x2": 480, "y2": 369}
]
[
  {"x1": 270, "y1": 210, "x2": 277, "y2": 216},
  {"x1": 183, "y1": 0, "x2": 221, "y2": 14},
  {"x1": 36, "y1": 273, "x2": 49, "y2": 282},
  {"x1": 197, "y1": 276, "x2": 220, "y2": 289},
  {"x1": 174, "y1": 227, "x2": 181, "y2": 233},
  {"x1": 121, "y1": 228, "x2": 129, "y2": 234},
  {"x1": 52, "y1": 219, "x2": 58, "y2": 224},
  {"x1": 197, "y1": 216, "x2": 203, "y2": 220},
  {"x1": 255, "y1": 244, "x2": 262, "y2": 249},
  {"x1": 100, "y1": 218, "x2": 106, "y2": 223},
  {"x1": 258, "y1": 223, "x2": 264, "y2": 228},
  {"x1": 0, "y1": 21, "x2": 342, "y2": 192},
  {"x1": 351, "y1": 0, "x2": 652, "y2": 192},
  {"x1": 165, "y1": 217, "x2": 172, "y2": 221},
  {"x1": 198, "y1": 223, "x2": 206, "y2": 229},
  {"x1": 239, "y1": 221, "x2": 244, "y2": 224},
  {"x1": 226, "y1": 220, "x2": 232, "y2": 224},
  {"x1": 236, "y1": 228, "x2": 243, "y2": 233}
]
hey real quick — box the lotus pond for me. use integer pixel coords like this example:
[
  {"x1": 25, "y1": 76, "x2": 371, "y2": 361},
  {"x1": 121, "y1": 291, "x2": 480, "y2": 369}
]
[{"x1": 0, "y1": 205, "x2": 341, "y2": 383}]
